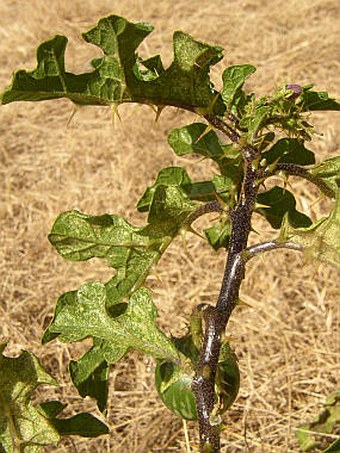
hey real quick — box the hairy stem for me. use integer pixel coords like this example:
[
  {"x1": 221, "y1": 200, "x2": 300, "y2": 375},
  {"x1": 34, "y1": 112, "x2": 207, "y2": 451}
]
[
  {"x1": 246, "y1": 240, "x2": 303, "y2": 259},
  {"x1": 185, "y1": 200, "x2": 223, "y2": 226},
  {"x1": 192, "y1": 155, "x2": 259, "y2": 452},
  {"x1": 264, "y1": 162, "x2": 335, "y2": 199}
]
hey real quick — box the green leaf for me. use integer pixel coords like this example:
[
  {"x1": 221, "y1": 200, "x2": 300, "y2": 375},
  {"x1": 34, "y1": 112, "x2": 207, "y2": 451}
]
[
  {"x1": 204, "y1": 216, "x2": 231, "y2": 250},
  {"x1": 308, "y1": 156, "x2": 340, "y2": 195},
  {"x1": 299, "y1": 86, "x2": 340, "y2": 111},
  {"x1": 137, "y1": 166, "x2": 218, "y2": 211},
  {"x1": 167, "y1": 123, "x2": 242, "y2": 187},
  {"x1": 0, "y1": 344, "x2": 60, "y2": 452},
  {"x1": 136, "y1": 55, "x2": 165, "y2": 81},
  {"x1": 263, "y1": 138, "x2": 315, "y2": 165},
  {"x1": 283, "y1": 192, "x2": 340, "y2": 267},
  {"x1": 324, "y1": 438, "x2": 340, "y2": 452},
  {"x1": 1, "y1": 15, "x2": 224, "y2": 113},
  {"x1": 295, "y1": 390, "x2": 340, "y2": 452},
  {"x1": 210, "y1": 174, "x2": 238, "y2": 205},
  {"x1": 43, "y1": 283, "x2": 180, "y2": 364},
  {"x1": 47, "y1": 413, "x2": 108, "y2": 438},
  {"x1": 221, "y1": 64, "x2": 256, "y2": 110},
  {"x1": 46, "y1": 185, "x2": 196, "y2": 393},
  {"x1": 69, "y1": 339, "x2": 111, "y2": 413},
  {"x1": 49, "y1": 184, "x2": 197, "y2": 304},
  {"x1": 187, "y1": 180, "x2": 217, "y2": 202},
  {"x1": 137, "y1": 167, "x2": 192, "y2": 212},
  {"x1": 68, "y1": 337, "x2": 132, "y2": 413},
  {"x1": 240, "y1": 105, "x2": 270, "y2": 142},
  {"x1": 168, "y1": 123, "x2": 225, "y2": 160},
  {"x1": 38, "y1": 401, "x2": 66, "y2": 419},
  {"x1": 256, "y1": 186, "x2": 312, "y2": 229},
  {"x1": 38, "y1": 401, "x2": 108, "y2": 437}
]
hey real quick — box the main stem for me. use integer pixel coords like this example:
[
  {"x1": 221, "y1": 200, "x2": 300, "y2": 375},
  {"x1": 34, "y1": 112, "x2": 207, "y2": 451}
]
[{"x1": 192, "y1": 118, "x2": 259, "y2": 452}]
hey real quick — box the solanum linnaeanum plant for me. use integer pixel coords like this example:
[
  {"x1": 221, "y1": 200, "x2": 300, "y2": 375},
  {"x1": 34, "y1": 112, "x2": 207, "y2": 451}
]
[{"x1": 1, "y1": 14, "x2": 339, "y2": 453}]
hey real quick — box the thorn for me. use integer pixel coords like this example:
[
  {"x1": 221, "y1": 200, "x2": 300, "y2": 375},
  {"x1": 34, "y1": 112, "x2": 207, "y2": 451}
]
[
  {"x1": 309, "y1": 193, "x2": 324, "y2": 209},
  {"x1": 196, "y1": 155, "x2": 209, "y2": 164},
  {"x1": 249, "y1": 224, "x2": 260, "y2": 235},
  {"x1": 148, "y1": 266, "x2": 163, "y2": 284},
  {"x1": 179, "y1": 228, "x2": 188, "y2": 252},
  {"x1": 236, "y1": 298, "x2": 252, "y2": 308},
  {"x1": 187, "y1": 225, "x2": 205, "y2": 240},
  {"x1": 277, "y1": 172, "x2": 294, "y2": 191},
  {"x1": 111, "y1": 103, "x2": 122, "y2": 125},
  {"x1": 67, "y1": 105, "x2": 80, "y2": 127},
  {"x1": 266, "y1": 157, "x2": 280, "y2": 173},
  {"x1": 209, "y1": 91, "x2": 222, "y2": 113},
  {"x1": 194, "y1": 91, "x2": 221, "y2": 118},
  {"x1": 254, "y1": 202, "x2": 270, "y2": 210},
  {"x1": 195, "y1": 124, "x2": 214, "y2": 143},
  {"x1": 154, "y1": 105, "x2": 165, "y2": 124},
  {"x1": 222, "y1": 334, "x2": 239, "y2": 342},
  {"x1": 210, "y1": 213, "x2": 223, "y2": 222},
  {"x1": 214, "y1": 192, "x2": 228, "y2": 210},
  {"x1": 183, "y1": 419, "x2": 191, "y2": 453}
]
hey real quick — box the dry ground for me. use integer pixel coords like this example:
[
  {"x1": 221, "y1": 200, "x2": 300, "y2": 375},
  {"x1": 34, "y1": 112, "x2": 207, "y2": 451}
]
[{"x1": 0, "y1": 0, "x2": 339, "y2": 452}]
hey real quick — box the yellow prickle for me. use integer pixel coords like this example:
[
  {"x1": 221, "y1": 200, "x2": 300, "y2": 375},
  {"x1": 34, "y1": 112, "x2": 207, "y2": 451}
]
[
  {"x1": 236, "y1": 298, "x2": 252, "y2": 308},
  {"x1": 194, "y1": 124, "x2": 214, "y2": 143},
  {"x1": 187, "y1": 225, "x2": 205, "y2": 240},
  {"x1": 148, "y1": 265, "x2": 163, "y2": 284},
  {"x1": 179, "y1": 228, "x2": 188, "y2": 252},
  {"x1": 67, "y1": 105, "x2": 80, "y2": 126},
  {"x1": 111, "y1": 103, "x2": 122, "y2": 125}
]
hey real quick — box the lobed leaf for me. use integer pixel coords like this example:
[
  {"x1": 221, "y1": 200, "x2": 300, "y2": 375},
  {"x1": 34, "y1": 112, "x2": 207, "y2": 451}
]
[
  {"x1": 47, "y1": 175, "x2": 199, "y2": 410},
  {"x1": 204, "y1": 216, "x2": 231, "y2": 250},
  {"x1": 256, "y1": 186, "x2": 312, "y2": 229},
  {"x1": 38, "y1": 402, "x2": 108, "y2": 438},
  {"x1": 68, "y1": 338, "x2": 125, "y2": 414},
  {"x1": 1, "y1": 15, "x2": 225, "y2": 113},
  {"x1": 167, "y1": 123, "x2": 242, "y2": 191},
  {"x1": 43, "y1": 283, "x2": 180, "y2": 364},
  {"x1": 283, "y1": 192, "x2": 340, "y2": 267},
  {"x1": 308, "y1": 156, "x2": 340, "y2": 195},
  {"x1": 168, "y1": 122, "x2": 226, "y2": 160},
  {"x1": 0, "y1": 344, "x2": 60, "y2": 452},
  {"x1": 69, "y1": 339, "x2": 111, "y2": 414},
  {"x1": 137, "y1": 166, "x2": 217, "y2": 211},
  {"x1": 49, "y1": 183, "x2": 198, "y2": 303},
  {"x1": 263, "y1": 138, "x2": 315, "y2": 166},
  {"x1": 221, "y1": 64, "x2": 256, "y2": 112},
  {"x1": 299, "y1": 86, "x2": 340, "y2": 111}
]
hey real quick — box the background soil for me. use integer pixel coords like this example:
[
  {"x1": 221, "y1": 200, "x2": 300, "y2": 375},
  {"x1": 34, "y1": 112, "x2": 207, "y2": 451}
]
[{"x1": 0, "y1": 0, "x2": 339, "y2": 452}]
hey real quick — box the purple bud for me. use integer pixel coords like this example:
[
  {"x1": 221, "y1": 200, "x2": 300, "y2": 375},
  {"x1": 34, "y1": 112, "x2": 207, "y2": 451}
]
[{"x1": 285, "y1": 84, "x2": 302, "y2": 100}]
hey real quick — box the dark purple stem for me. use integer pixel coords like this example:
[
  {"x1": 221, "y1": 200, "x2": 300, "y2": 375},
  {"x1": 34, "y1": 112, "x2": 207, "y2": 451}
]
[{"x1": 192, "y1": 154, "x2": 259, "y2": 451}]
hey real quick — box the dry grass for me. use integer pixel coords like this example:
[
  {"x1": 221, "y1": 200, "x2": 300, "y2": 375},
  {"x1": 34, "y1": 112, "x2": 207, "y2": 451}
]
[{"x1": 0, "y1": 0, "x2": 339, "y2": 452}]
